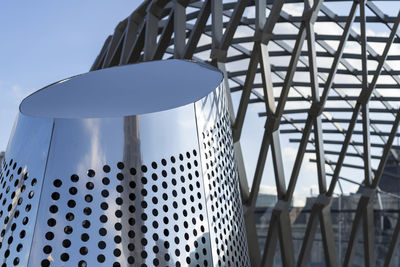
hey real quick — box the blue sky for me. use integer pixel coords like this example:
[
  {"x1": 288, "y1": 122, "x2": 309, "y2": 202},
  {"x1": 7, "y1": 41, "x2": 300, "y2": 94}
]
[{"x1": 0, "y1": 1, "x2": 141, "y2": 150}]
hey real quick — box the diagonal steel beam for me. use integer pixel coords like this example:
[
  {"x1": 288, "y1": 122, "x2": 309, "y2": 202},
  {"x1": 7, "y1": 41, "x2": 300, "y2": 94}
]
[
  {"x1": 232, "y1": 0, "x2": 284, "y2": 142},
  {"x1": 247, "y1": 0, "x2": 316, "y2": 207},
  {"x1": 220, "y1": 0, "x2": 248, "y2": 52},
  {"x1": 295, "y1": 5, "x2": 339, "y2": 265},
  {"x1": 306, "y1": 11, "x2": 327, "y2": 195},
  {"x1": 272, "y1": 3, "x2": 357, "y2": 266},
  {"x1": 144, "y1": 1, "x2": 171, "y2": 60},
  {"x1": 297, "y1": 203, "x2": 321, "y2": 267},
  {"x1": 250, "y1": 1, "x2": 325, "y2": 205},
  {"x1": 342, "y1": 11, "x2": 400, "y2": 262},
  {"x1": 293, "y1": 2, "x2": 353, "y2": 264},
  {"x1": 384, "y1": 205, "x2": 400, "y2": 266},
  {"x1": 90, "y1": 35, "x2": 112, "y2": 71},
  {"x1": 321, "y1": 3, "x2": 400, "y2": 160},
  {"x1": 127, "y1": 22, "x2": 146, "y2": 63},
  {"x1": 261, "y1": 201, "x2": 295, "y2": 267},
  {"x1": 286, "y1": 0, "x2": 358, "y2": 202},
  {"x1": 120, "y1": 3, "x2": 149, "y2": 64},
  {"x1": 259, "y1": 43, "x2": 287, "y2": 200},
  {"x1": 261, "y1": 208, "x2": 280, "y2": 267},
  {"x1": 173, "y1": 0, "x2": 187, "y2": 58},
  {"x1": 275, "y1": 4, "x2": 396, "y2": 164},
  {"x1": 327, "y1": 10, "x2": 400, "y2": 196},
  {"x1": 256, "y1": 2, "x2": 326, "y2": 266},
  {"x1": 376, "y1": 107, "x2": 400, "y2": 267},
  {"x1": 91, "y1": 0, "x2": 150, "y2": 67},
  {"x1": 343, "y1": 195, "x2": 371, "y2": 266},
  {"x1": 363, "y1": 200, "x2": 375, "y2": 267},
  {"x1": 184, "y1": 0, "x2": 211, "y2": 59},
  {"x1": 372, "y1": 106, "x2": 400, "y2": 189},
  {"x1": 152, "y1": 10, "x2": 174, "y2": 60},
  {"x1": 319, "y1": 203, "x2": 338, "y2": 267},
  {"x1": 102, "y1": 19, "x2": 127, "y2": 68}
]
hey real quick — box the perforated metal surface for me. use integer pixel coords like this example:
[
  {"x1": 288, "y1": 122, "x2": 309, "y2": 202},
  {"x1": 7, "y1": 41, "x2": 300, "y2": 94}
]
[
  {"x1": 200, "y1": 115, "x2": 250, "y2": 266},
  {"x1": 196, "y1": 86, "x2": 250, "y2": 266},
  {"x1": 0, "y1": 114, "x2": 54, "y2": 267},
  {"x1": 37, "y1": 154, "x2": 212, "y2": 267},
  {"x1": 1, "y1": 61, "x2": 249, "y2": 266},
  {"x1": 0, "y1": 158, "x2": 36, "y2": 266}
]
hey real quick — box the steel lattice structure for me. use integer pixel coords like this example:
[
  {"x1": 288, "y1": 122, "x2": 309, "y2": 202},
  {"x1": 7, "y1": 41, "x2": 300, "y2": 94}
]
[{"x1": 91, "y1": 0, "x2": 400, "y2": 266}]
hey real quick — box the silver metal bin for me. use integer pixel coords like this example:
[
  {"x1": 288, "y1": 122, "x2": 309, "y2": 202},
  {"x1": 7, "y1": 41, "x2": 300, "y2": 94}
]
[{"x1": 0, "y1": 59, "x2": 250, "y2": 266}]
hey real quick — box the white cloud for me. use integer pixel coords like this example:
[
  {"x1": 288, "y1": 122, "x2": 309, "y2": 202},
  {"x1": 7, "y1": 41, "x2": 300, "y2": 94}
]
[{"x1": 259, "y1": 184, "x2": 277, "y2": 195}]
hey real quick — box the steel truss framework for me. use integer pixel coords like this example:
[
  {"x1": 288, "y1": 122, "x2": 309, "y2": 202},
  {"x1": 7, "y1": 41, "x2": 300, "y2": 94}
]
[{"x1": 91, "y1": 0, "x2": 400, "y2": 266}]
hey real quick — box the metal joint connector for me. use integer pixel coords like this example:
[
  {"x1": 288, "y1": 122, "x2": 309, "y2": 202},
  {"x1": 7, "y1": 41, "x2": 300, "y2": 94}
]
[
  {"x1": 357, "y1": 90, "x2": 371, "y2": 105},
  {"x1": 275, "y1": 200, "x2": 291, "y2": 211},
  {"x1": 130, "y1": 12, "x2": 145, "y2": 25},
  {"x1": 316, "y1": 194, "x2": 332, "y2": 206},
  {"x1": 359, "y1": 187, "x2": 376, "y2": 198},
  {"x1": 309, "y1": 102, "x2": 323, "y2": 117},
  {"x1": 148, "y1": 3, "x2": 164, "y2": 19},
  {"x1": 210, "y1": 49, "x2": 227, "y2": 62},
  {"x1": 302, "y1": 9, "x2": 313, "y2": 23},
  {"x1": 265, "y1": 115, "x2": 280, "y2": 133},
  {"x1": 174, "y1": 0, "x2": 189, "y2": 8},
  {"x1": 116, "y1": 19, "x2": 128, "y2": 33},
  {"x1": 253, "y1": 29, "x2": 273, "y2": 45}
]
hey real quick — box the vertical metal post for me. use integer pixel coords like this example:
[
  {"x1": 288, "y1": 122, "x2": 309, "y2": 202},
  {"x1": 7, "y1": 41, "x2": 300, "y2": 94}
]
[
  {"x1": 360, "y1": 0, "x2": 372, "y2": 188},
  {"x1": 211, "y1": 0, "x2": 222, "y2": 52},
  {"x1": 144, "y1": 2, "x2": 162, "y2": 61},
  {"x1": 184, "y1": 0, "x2": 211, "y2": 59},
  {"x1": 102, "y1": 20, "x2": 127, "y2": 68},
  {"x1": 360, "y1": 2, "x2": 376, "y2": 266},
  {"x1": 174, "y1": 0, "x2": 186, "y2": 59}
]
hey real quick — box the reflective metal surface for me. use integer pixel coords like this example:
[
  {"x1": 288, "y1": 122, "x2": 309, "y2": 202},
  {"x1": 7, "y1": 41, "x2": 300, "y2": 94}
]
[
  {"x1": 1, "y1": 60, "x2": 249, "y2": 266},
  {"x1": 0, "y1": 114, "x2": 53, "y2": 266},
  {"x1": 195, "y1": 85, "x2": 251, "y2": 266}
]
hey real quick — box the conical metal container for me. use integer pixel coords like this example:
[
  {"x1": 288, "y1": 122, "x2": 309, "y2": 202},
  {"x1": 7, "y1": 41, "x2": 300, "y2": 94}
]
[{"x1": 0, "y1": 60, "x2": 250, "y2": 266}]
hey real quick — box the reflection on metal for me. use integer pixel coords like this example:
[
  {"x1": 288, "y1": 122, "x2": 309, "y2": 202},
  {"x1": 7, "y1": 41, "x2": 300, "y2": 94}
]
[
  {"x1": 90, "y1": 0, "x2": 400, "y2": 266},
  {"x1": 0, "y1": 60, "x2": 250, "y2": 266}
]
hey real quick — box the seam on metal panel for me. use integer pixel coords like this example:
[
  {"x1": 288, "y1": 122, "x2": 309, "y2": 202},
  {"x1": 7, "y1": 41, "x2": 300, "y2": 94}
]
[{"x1": 27, "y1": 119, "x2": 55, "y2": 267}]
